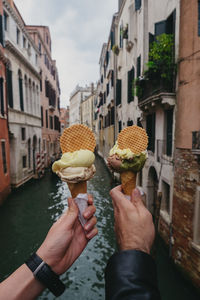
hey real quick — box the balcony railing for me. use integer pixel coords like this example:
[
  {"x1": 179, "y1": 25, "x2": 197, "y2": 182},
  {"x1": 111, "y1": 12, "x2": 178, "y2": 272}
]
[
  {"x1": 137, "y1": 77, "x2": 175, "y2": 103},
  {"x1": 157, "y1": 139, "x2": 173, "y2": 164}
]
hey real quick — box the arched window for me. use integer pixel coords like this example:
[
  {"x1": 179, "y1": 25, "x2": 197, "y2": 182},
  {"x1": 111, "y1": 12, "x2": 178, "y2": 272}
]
[{"x1": 18, "y1": 70, "x2": 24, "y2": 111}]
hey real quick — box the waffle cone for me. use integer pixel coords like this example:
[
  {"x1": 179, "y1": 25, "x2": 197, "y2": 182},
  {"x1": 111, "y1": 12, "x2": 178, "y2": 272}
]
[
  {"x1": 120, "y1": 171, "x2": 137, "y2": 196},
  {"x1": 60, "y1": 124, "x2": 96, "y2": 153},
  {"x1": 67, "y1": 181, "x2": 87, "y2": 198},
  {"x1": 118, "y1": 125, "x2": 148, "y2": 154}
]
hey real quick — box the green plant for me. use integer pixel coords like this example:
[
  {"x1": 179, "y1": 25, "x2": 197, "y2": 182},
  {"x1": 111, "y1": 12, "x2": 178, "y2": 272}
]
[
  {"x1": 146, "y1": 33, "x2": 176, "y2": 84},
  {"x1": 131, "y1": 78, "x2": 143, "y2": 98},
  {"x1": 112, "y1": 44, "x2": 119, "y2": 55}
]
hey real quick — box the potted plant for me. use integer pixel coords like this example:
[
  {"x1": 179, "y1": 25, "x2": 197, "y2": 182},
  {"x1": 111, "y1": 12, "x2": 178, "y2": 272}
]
[{"x1": 112, "y1": 44, "x2": 120, "y2": 55}]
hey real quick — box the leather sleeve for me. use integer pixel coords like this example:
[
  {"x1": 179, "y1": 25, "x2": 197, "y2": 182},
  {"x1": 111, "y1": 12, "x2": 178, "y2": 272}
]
[{"x1": 105, "y1": 250, "x2": 161, "y2": 300}]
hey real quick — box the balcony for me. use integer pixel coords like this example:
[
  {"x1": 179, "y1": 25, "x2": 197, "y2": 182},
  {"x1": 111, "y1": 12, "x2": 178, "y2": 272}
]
[
  {"x1": 137, "y1": 77, "x2": 175, "y2": 104},
  {"x1": 192, "y1": 131, "x2": 200, "y2": 155},
  {"x1": 157, "y1": 139, "x2": 173, "y2": 165}
]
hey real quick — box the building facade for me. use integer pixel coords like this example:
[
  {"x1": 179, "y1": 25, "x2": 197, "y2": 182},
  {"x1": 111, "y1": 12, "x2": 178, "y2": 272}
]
[
  {"x1": 4, "y1": 0, "x2": 42, "y2": 187},
  {"x1": 26, "y1": 25, "x2": 61, "y2": 167},
  {"x1": 0, "y1": 0, "x2": 10, "y2": 203},
  {"x1": 81, "y1": 84, "x2": 95, "y2": 130},
  {"x1": 69, "y1": 85, "x2": 92, "y2": 126},
  {"x1": 60, "y1": 106, "x2": 69, "y2": 133},
  {"x1": 171, "y1": 0, "x2": 200, "y2": 288}
]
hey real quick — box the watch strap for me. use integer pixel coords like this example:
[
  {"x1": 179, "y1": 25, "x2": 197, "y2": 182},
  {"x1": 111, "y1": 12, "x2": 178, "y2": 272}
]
[{"x1": 25, "y1": 253, "x2": 65, "y2": 297}]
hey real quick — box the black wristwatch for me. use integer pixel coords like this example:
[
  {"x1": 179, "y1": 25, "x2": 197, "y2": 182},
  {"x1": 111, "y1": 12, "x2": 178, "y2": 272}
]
[{"x1": 25, "y1": 253, "x2": 65, "y2": 297}]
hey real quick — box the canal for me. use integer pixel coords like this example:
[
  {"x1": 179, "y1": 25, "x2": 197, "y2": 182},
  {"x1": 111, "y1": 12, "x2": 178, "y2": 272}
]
[{"x1": 0, "y1": 155, "x2": 199, "y2": 300}]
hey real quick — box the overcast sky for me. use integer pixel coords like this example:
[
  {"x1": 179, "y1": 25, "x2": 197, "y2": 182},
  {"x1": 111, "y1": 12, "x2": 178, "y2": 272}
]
[{"x1": 14, "y1": 0, "x2": 118, "y2": 107}]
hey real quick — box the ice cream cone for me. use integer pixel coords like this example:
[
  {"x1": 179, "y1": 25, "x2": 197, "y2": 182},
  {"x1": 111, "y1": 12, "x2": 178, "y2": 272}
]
[
  {"x1": 120, "y1": 171, "x2": 137, "y2": 196},
  {"x1": 67, "y1": 181, "x2": 87, "y2": 198}
]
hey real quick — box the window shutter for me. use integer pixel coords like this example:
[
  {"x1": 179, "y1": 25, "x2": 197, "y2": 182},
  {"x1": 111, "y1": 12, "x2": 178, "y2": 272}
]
[
  {"x1": 110, "y1": 30, "x2": 114, "y2": 48},
  {"x1": 166, "y1": 109, "x2": 173, "y2": 156},
  {"x1": 149, "y1": 33, "x2": 155, "y2": 48},
  {"x1": 0, "y1": 77, "x2": 4, "y2": 116},
  {"x1": 135, "y1": 0, "x2": 141, "y2": 11},
  {"x1": 136, "y1": 56, "x2": 141, "y2": 78},
  {"x1": 111, "y1": 106, "x2": 114, "y2": 125},
  {"x1": 118, "y1": 121, "x2": 122, "y2": 132},
  {"x1": 198, "y1": 1, "x2": 200, "y2": 36},
  {"x1": 0, "y1": 15, "x2": 4, "y2": 46},
  {"x1": 46, "y1": 110, "x2": 48, "y2": 128},
  {"x1": 41, "y1": 106, "x2": 43, "y2": 127},
  {"x1": 116, "y1": 79, "x2": 121, "y2": 106},
  {"x1": 128, "y1": 67, "x2": 135, "y2": 103},
  {"x1": 7, "y1": 69, "x2": 13, "y2": 108},
  {"x1": 155, "y1": 20, "x2": 167, "y2": 36},
  {"x1": 19, "y1": 78, "x2": 24, "y2": 111}
]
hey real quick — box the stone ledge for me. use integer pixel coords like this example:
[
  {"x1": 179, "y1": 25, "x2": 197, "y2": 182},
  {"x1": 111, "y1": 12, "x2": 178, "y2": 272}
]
[{"x1": 191, "y1": 242, "x2": 200, "y2": 254}]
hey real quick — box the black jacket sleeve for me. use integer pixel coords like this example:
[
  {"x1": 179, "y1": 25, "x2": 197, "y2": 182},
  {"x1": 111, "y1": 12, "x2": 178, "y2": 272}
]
[{"x1": 105, "y1": 250, "x2": 161, "y2": 300}]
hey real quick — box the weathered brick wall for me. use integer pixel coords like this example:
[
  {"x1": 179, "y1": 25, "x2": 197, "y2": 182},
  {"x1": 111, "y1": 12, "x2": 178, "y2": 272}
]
[{"x1": 172, "y1": 148, "x2": 200, "y2": 288}]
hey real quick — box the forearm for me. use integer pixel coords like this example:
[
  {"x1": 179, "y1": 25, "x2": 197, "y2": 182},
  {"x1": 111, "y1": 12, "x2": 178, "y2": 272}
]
[
  {"x1": 0, "y1": 264, "x2": 45, "y2": 300},
  {"x1": 105, "y1": 250, "x2": 161, "y2": 300}
]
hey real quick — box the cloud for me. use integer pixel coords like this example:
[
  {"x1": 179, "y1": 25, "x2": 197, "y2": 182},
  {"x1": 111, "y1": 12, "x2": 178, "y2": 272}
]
[{"x1": 14, "y1": 0, "x2": 118, "y2": 107}]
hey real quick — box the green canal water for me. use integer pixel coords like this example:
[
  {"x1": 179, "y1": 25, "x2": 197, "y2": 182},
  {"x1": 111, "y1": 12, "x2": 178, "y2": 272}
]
[{"x1": 0, "y1": 155, "x2": 199, "y2": 299}]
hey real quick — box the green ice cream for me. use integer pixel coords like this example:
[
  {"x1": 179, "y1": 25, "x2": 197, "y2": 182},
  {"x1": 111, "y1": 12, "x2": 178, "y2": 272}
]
[{"x1": 109, "y1": 142, "x2": 147, "y2": 173}]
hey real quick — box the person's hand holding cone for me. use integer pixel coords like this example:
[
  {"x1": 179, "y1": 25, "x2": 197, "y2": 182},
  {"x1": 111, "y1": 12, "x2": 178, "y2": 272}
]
[{"x1": 52, "y1": 124, "x2": 96, "y2": 225}]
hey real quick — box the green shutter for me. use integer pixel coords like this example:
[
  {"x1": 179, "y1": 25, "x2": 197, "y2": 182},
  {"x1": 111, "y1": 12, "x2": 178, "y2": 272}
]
[
  {"x1": 6, "y1": 68, "x2": 13, "y2": 108},
  {"x1": 128, "y1": 67, "x2": 135, "y2": 103},
  {"x1": 0, "y1": 77, "x2": 4, "y2": 116},
  {"x1": 19, "y1": 78, "x2": 24, "y2": 111},
  {"x1": 116, "y1": 79, "x2": 121, "y2": 106},
  {"x1": 147, "y1": 113, "x2": 156, "y2": 152}
]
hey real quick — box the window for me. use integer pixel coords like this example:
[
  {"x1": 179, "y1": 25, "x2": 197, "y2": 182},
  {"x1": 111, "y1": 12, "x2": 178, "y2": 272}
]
[
  {"x1": 3, "y1": 11, "x2": 8, "y2": 31},
  {"x1": 16, "y1": 27, "x2": 20, "y2": 44},
  {"x1": 35, "y1": 54, "x2": 38, "y2": 65},
  {"x1": 18, "y1": 70, "x2": 24, "y2": 111},
  {"x1": 41, "y1": 106, "x2": 43, "y2": 127},
  {"x1": 161, "y1": 181, "x2": 170, "y2": 214},
  {"x1": 136, "y1": 56, "x2": 141, "y2": 78},
  {"x1": 193, "y1": 186, "x2": 200, "y2": 245},
  {"x1": 118, "y1": 121, "x2": 122, "y2": 132},
  {"x1": 128, "y1": 67, "x2": 135, "y2": 103},
  {"x1": 127, "y1": 120, "x2": 133, "y2": 126},
  {"x1": 0, "y1": 15, "x2": 4, "y2": 46},
  {"x1": 50, "y1": 116, "x2": 53, "y2": 129},
  {"x1": 6, "y1": 67, "x2": 13, "y2": 108},
  {"x1": 28, "y1": 139, "x2": 31, "y2": 168},
  {"x1": 135, "y1": 0, "x2": 141, "y2": 11},
  {"x1": 1, "y1": 141, "x2": 7, "y2": 174},
  {"x1": 146, "y1": 113, "x2": 156, "y2": 152},
  {"x1": 21, "y1": 127, "x2": 26, "y2": 141},
  {"x1": 0, "y1": 77, "x2": 4, "y2": 116},
  {"x1": 165, "y1": 109, "x2": 173, "y2": 156},
  {"x1": 22, "y1": 155, "x2": 27, "y2": 168},
  {"x1": 23, "y1": 36, "x2": 26, "y2": 48},
  {"x1": 38, "y1": 41, "x2": 41, "y2": 54},
  {"x1": 46, "y1": 110, "x2": 48, "y2": 128},
  {"x1": 107, "y1": 82, "x2": 109, "y2": 96},
  {"x1": 116, "y1": 79, "x2": 122, "y2": 106},
  {"x1": 111, "y1": 106, "x2": 115, "y2": 125}
]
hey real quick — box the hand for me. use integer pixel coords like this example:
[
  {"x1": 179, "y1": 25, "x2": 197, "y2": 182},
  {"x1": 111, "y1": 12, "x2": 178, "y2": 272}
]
[
  {"x1": 110, "y1": 186, "x2": 155, "y2": 254},
  {"x1": 37, "y1": 195, "x2": 98, "y2": 275}
]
